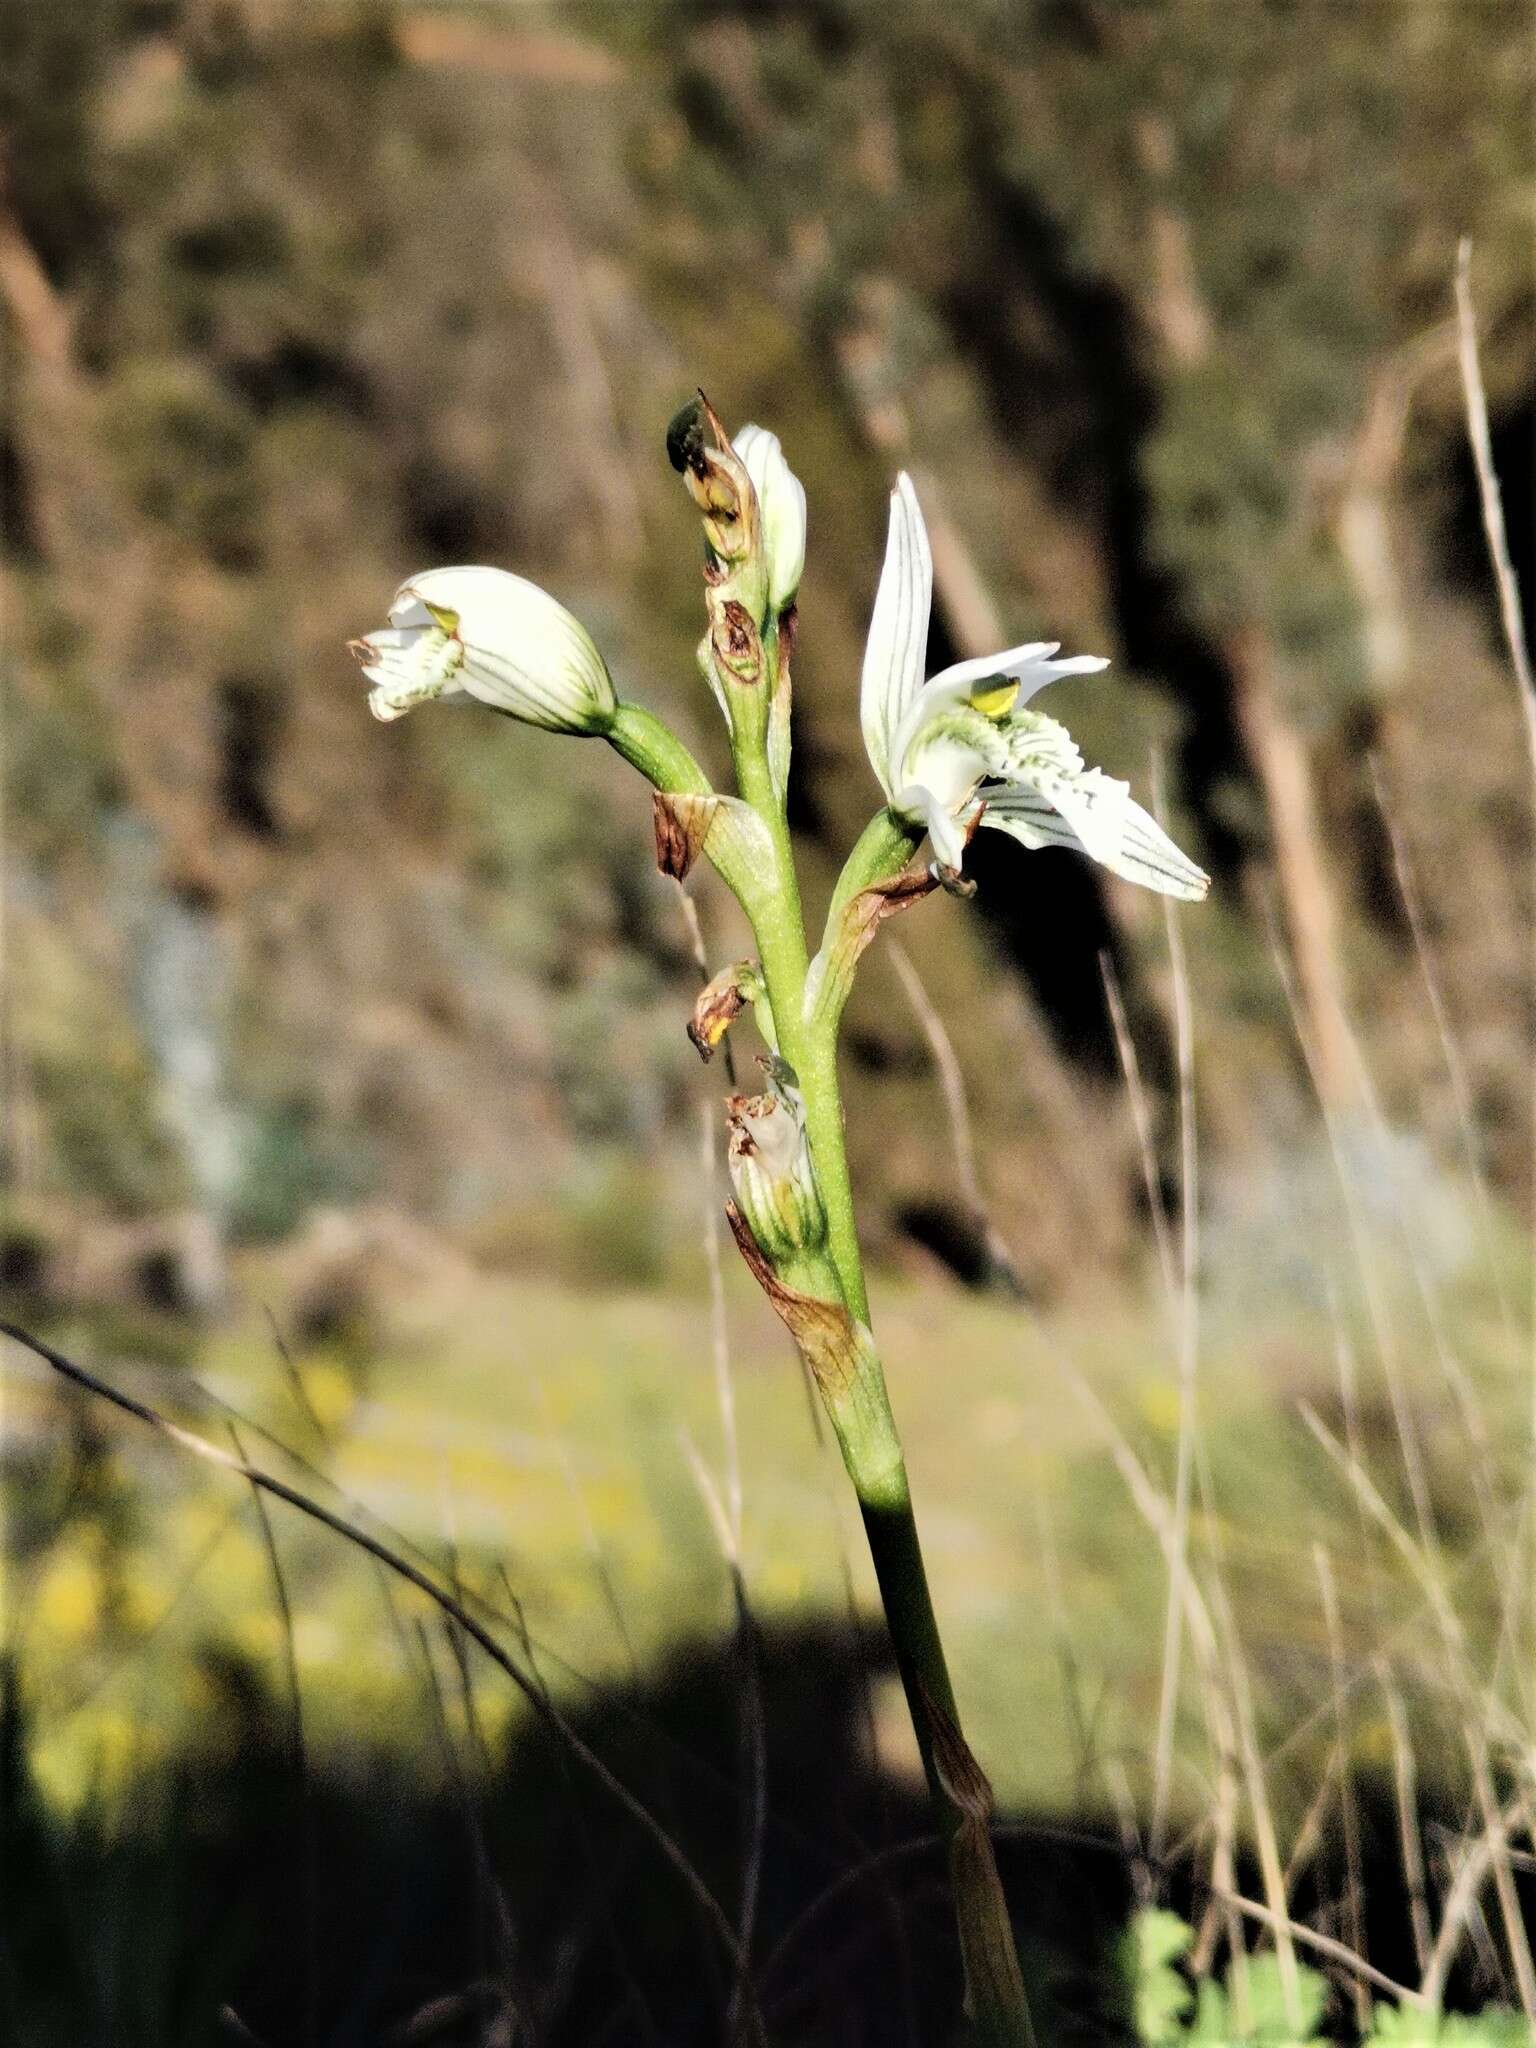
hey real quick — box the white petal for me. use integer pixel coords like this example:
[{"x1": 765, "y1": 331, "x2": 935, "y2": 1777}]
[
  {"x1": 901, "y1": 731, "x2": 993, "y2": 811},
  {"x1": 886, "y1": 651, "x2": 1110, "y2": 792},
  {"x1": 924, "y1": 642, "x2": 1057, "y2": 692},
  {"x1": 389, "y1": 569, "x2": 525, "y2": 629},
  {"x1": 380, "y1": 566, "x2": 617, "y2": 733},
  {"x1": 860, "y1": 473, "x2": 933, "y2": 800},
  {"x1": 925, "y1": 645, "x2": 1109, "y2": 706},
  {"x1": 982, "y1": 775, "x2": 1209, "y2": 901},
  {"x1": 894, "y1": 781, "x2": 972, "y2": 873},
  {"x1": 734, "y1": 423, "x2": 806, "y2": 610}
]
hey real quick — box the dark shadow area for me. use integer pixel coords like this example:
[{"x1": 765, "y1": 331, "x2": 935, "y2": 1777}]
[
  {"x1": 896, "y1": 1196, "x2": 1027, "y2": 1297},
  {"x1": 400, "y1": 451, "x2": 506, "y2": 567},
  {"x1": 0, "y1": 1623, "x2": 1136, "y2": 2048},
  {"x1": 223, "y1": 339, "x2": 378, "y2": 424},
  {"x1": 216, "y1": 675, "x2": 283, "y2": 840},
  {"x1": 0, "y1": 427, "x2": 42, "y2": 564},
  {"x1": 5, "y1": 1585, "x2": 1531, "y2": 2044},
  {"x1": 1440, "y1": 389, "x2": 1536, "y2": 652},
  {"x1": 937, "y1": 138, "x2": 1250, "y2": 901}
]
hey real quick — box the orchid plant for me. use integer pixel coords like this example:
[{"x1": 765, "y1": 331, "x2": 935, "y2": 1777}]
[{"x1": 352, "y1": 397, "x2": 1207, "y2": 2045}]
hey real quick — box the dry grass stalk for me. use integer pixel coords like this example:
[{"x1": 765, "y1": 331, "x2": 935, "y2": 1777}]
[
  {"x1": 1148, "y1": 829, "x2": 1201, "y2": 1868},
  {"x1": 1453, "y1": 236, "x2": 1536, "y2": 1720},
  {"x1": 1314, "y1": 1543, "x2": 1370, "y2": 2033},
  {"x1": 885, "y1": 935, "x2": 1023, "y2": 1293},
  {"x1": 1379, "y1": 1659, "x2": 1435, "y2": 1977},
  {"x1": 1098, "y1": 949, "x2": 1176, "y2": 1305}
]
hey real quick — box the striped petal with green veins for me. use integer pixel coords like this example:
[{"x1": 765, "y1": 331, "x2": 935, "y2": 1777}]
[
  {"x1": 858, "y1": 474, "x2": 1209, "y2": 901},
  {"x1": 351, "y1": 567, "x2": 618, "y2": 735}
]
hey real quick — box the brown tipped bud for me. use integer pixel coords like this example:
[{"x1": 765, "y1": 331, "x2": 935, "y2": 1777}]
[
  {"x1": 725, "y1": 1060, "x2": 827, "y2": 1261},
  {"x1": 688, "y1": 960, "x2": 764, "y2": 1061},
  {"x1": 724, "y1": 1203, "x2": 860, "y2": 1394},
  {"x1": 653, "y1": 791, "x2": 720, "y2": 881},
  {"x1": 712, "y1": 599, "x2": 763, "y2": 688},
  {"x1": 669, "y1": 391, "x2": 768, "y2": 623}
]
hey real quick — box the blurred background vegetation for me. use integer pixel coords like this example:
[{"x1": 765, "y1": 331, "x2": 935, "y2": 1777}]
[{"x1": 2, "y1": 1, "x2": 1533, "y2": 2041}]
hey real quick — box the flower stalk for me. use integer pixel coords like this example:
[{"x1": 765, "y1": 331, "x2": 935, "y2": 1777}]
[
  {"x1": 353, "y1": 393, "x2": 1208, "y2": 2047},
  {"x1": 658, "y1": 405, "x2": 1034, "y2": 2043}
]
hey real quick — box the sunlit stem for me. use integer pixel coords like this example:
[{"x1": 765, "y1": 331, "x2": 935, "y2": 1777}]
[
  {"x1": 608, "y1": 698, "x2": 713, "y2": 798},
  {"x1": 730, "y1": 628, "x2": 1032, "y2": 2048},
  {"x1": 609, "y1": 652, "x2": 1031, "y2": 2043}
]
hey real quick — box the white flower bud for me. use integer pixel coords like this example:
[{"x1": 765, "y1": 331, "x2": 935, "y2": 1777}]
[
  {"x1": 350, "y1": 567, "x2": 617, "y2": 735},
  {"x1": 733, "y1": 423, "x2": 806, "y2": 614}
]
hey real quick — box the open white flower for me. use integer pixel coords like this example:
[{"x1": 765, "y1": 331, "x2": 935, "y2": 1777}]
[
  {"x1": 351, "y1": 567, "x2": 617, "y2": 734},
  {"x1": 859, "y1": 475, "x2": 1209, "y2": 900}
]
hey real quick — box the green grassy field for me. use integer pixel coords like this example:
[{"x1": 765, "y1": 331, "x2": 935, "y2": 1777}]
[{"x1": 10, "y1": 1219, "x2": 1525, "y2": 1832}]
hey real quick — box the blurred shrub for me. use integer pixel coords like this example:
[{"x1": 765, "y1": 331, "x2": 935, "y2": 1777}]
[
  {"x1": 1124, "y1": 1907, "x2": 1528, "y2": 2046},
  {"x1": 0, "y1": 0, "x2": 124, "y2": 281},
  {"x1": 99, "y1": 359, "x2": 261, "y2": 563},
  {"x1": 553, "y1": 1150, "x2": 672, "y2": 1290},
  {"x1": 227, "y1": 1099, "x2": 375, "y2": 1245}
]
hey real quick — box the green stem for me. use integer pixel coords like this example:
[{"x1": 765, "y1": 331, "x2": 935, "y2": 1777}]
[
  {"x1": 786, "y1": 954, "x2": 1035, "y2": 2047},
  {"x1": 829, "y1": 806, "x2": 923, "y2": 925},
  {"x1": 792, "y1": 1041, "x2": 961, "y2": 1799},
  {"x1": 608, "y1": 699, "x2": 712, "y2": 797},
  {"x1": 611, "y1": 680, "x2": 1031, "y2": 2042},
  {"x1": 732, "y1": 670, "x2": 1031, "y2": 2044}
]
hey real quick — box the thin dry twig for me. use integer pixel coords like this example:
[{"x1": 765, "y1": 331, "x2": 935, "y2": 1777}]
[
  {"x1": 1314, "y1": 1543, "x2": 1370, "y2": 2034},
  {"x1": 232, "y1": 1419, "x2": 318, "y2": 2047},
  {"x1": 1053, "y1": 1351, "x2": 1244, "y2": 1983},
  {"x1": 1303, "y1": 1403, "x2": 1536, "y2": 2018},
  {"x1": 698, "y1": 1097, "x2": 743, "y2": 1554},
  {"x1": 1149, "y1": 830, "x2": 1200, "y2": 1867},
  {"x1": 1384, "y1": 1662, "x2": 1441, "y2": 1982},
  {"x1": 1205, "y1": 1565, "x2": 1305, "y2": 2032},
  {"x1": 1264, "y1": 903, "x2": 1441, "y2": 1567},
  {"x1": 1366, "y1": 757, "x2": 1518, "y2": 1346},
  {"x1": 1098, "y1": 949, "x2": 1176, "y2": 1305},
  {"x1": 1378, "y1": 1660, "x2": 1435, "y2": 1979},
  {"x1": 689, "y1": 1002, "x2": 766, "y2": 2044},
  {"x1": 1281, "y1": 1745, "x2": 1340, "y2": 1898},
  {"x1": 1454, "y1": 234, "x2": 1536, "y2": 1724},
  {"x1": 1454, "y1": 241, "x2": 1536, "y2": 756},
  {"x1": 542, "y1": 1389, "x2": 640, "y2": 1679},
  {"x1": 885, "y1": 935, "x2": 1024, "y2": 1293},
  {"x1": 1422, "y1": 1794, "x2": 1532, "y2": 2011},
  {"x1": 1219, "y1": 1892, "x2": 1425, "y2": 2009}
]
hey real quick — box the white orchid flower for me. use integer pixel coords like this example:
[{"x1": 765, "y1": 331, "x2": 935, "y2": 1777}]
[
  {"x1": 351, "y1": 566, "x2": 617, "y2": 734},
  {"x1": 859, "y1": 475, "x2": 1209, "y2": 900},
  {"x1": 733, "y1": 422, "x2": 806, "y2": 614}
]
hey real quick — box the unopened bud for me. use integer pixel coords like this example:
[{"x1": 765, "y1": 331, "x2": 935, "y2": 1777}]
[
  {"x1": 733, "y1": 423, "x2": 805, "y2": 614},
  {"x1": 352, "y1": 567, "x2": 616, "y2": 734},
  {"x1": 725, "y1": 1061, "x2": 827, "y2": 1261}
]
